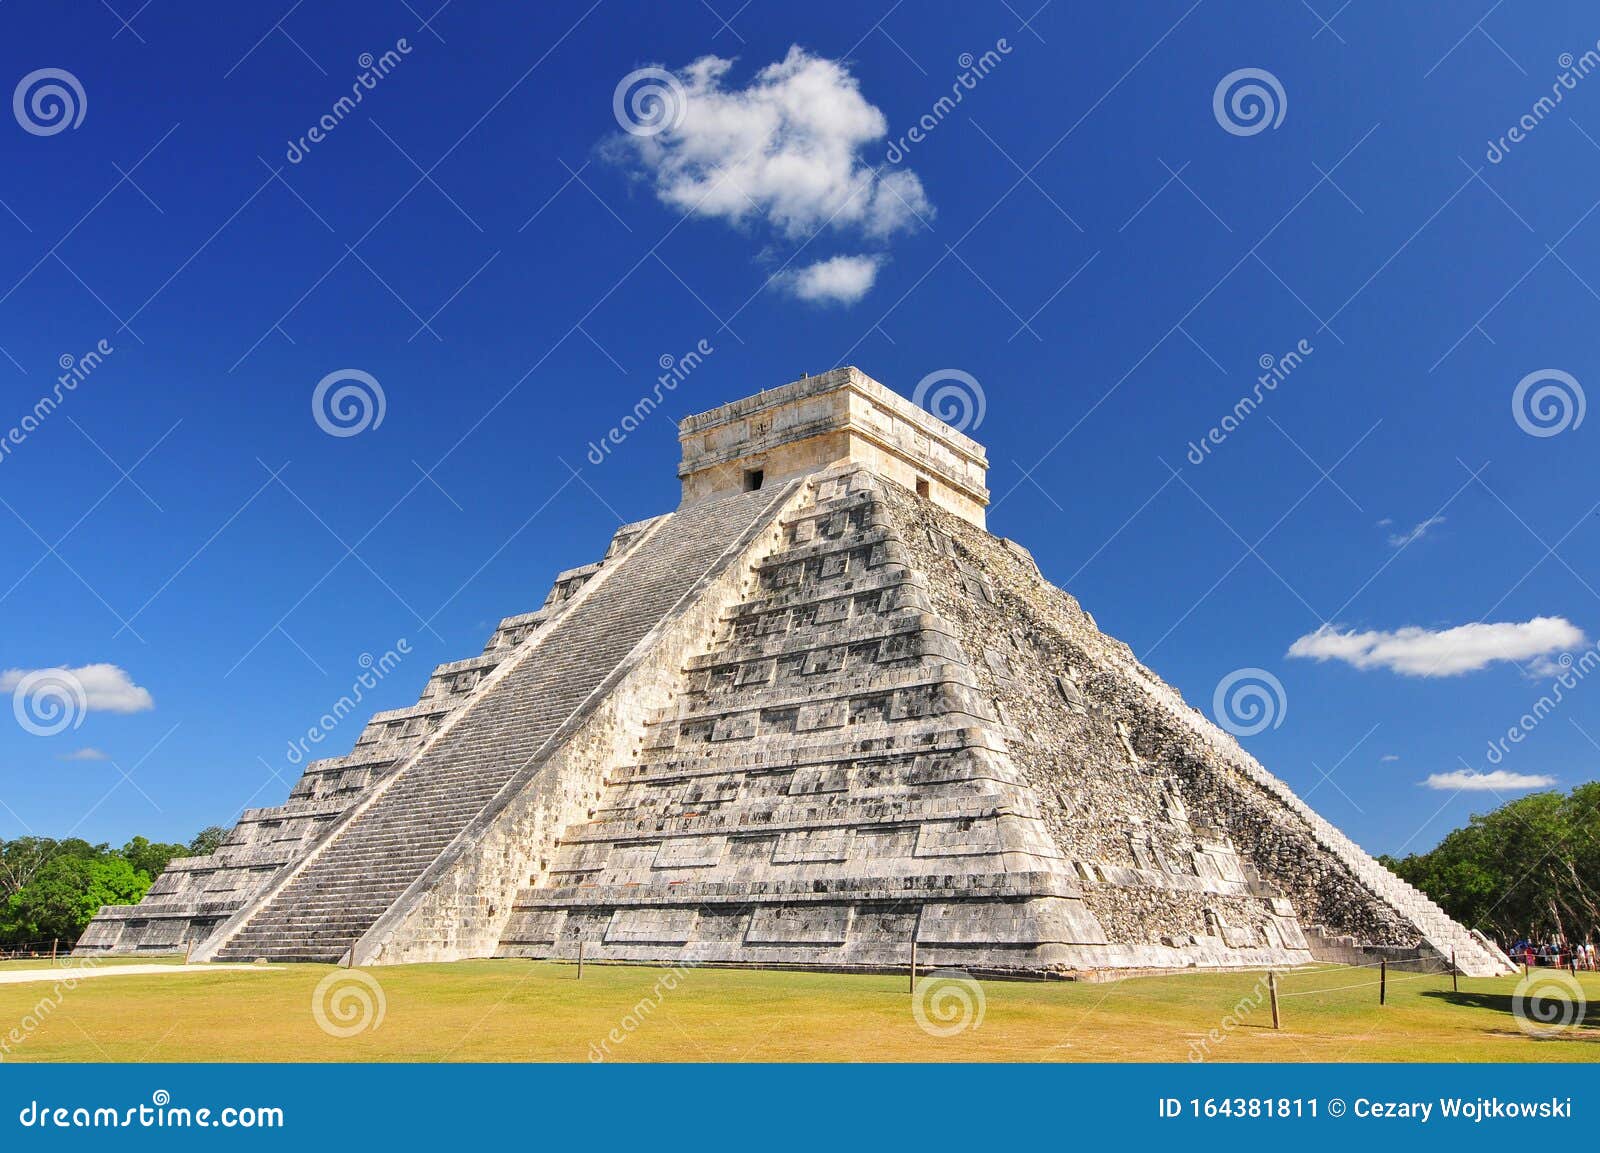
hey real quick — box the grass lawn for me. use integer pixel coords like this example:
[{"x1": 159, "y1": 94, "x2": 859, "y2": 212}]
[
  {"x1": 0, "y1": 960, "x2": 1595, "y2": 1062},
  {"x1": 0, "y1": 955, "x2": 183, "y2": 972}
]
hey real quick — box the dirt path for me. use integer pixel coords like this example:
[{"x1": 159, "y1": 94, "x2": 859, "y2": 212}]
[{"x1": 0, "y1": 963, "x2": 265, "y2": 985}]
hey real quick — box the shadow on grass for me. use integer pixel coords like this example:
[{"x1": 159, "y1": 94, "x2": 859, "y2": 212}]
[{"x1": 1422, "y1": 989, "x2": 1599, "y2": 1037}]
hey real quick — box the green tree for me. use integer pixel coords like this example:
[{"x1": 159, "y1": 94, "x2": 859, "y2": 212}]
[
  {"x1": 1, "y1": 855, "x2": 150, "y2": 943},
  {"x1": 187, "y1": 826, "x2": 228, "y2": 857},
  {"x1": 0, "y1": 838, "x2": 104, "y2": 902},
  {"x1": 0, "y1": 826, "x2": 225, "y2": 945},
  {"x1": 120, "y1": 835, "x2": 190, "y2": 880},
  {"x1": 1383, "y1": 782, "x2": 1600, "y2": 944}
]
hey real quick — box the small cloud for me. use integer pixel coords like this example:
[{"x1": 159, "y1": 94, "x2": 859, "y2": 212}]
[
  {"x1": 775, "y1": 254, "x2": 881, "y2": 304},
  {"x1": 1380, "y1": 753, "x2": 1400, "y2": 763},
  {"x1": 1424, "y1": 769, "x2": 1556, "y2": 791},
  {"x1": 608, "y1": 46, "x2": 927, "y2": 309},
  {"x1": 611, "y1": 47, "x2": 931, "y2": 239},
  {"x1": 1387, "y1": 515, "x2": 1445, "y2": 548},
  {"x1": 1287, "y1": 616, "x2": 1585, "y2": 677},
  {"x1": 0, "y1": 663, "x2": 154, "y2": 713},
  {"x1": 1376, "y1": 517, "x2": 1393, "y2": 527},
  {"x1": 58, "y1": 747, "x2": 109, "y2": 761}
]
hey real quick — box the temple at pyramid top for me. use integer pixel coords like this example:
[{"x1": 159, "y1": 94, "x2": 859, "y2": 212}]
[{"x1": 677, "y1": 366, "x2": 991, "y2": 528}]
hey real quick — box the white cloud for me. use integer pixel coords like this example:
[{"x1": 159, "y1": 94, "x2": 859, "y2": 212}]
[
  {"x1": 1424, "y1": 769, "x2": 1556, "y2": 791},
  {"x1": 1387, "y1": 515, "x2": 1444, "y2": 548},
  {"x1": 1380, "y1": 753, "x2": 1400, "y2": 763},
  {"x1": 0, "y1": 663, "x2": 154, "y2": 713},
  {"x1": 58, "y1": 747, "x2": 109, "y2": 761},
  {"x1": 610, "y1": 46, "x2": 929, "y2": 307},
  {"x1": 1287, "y1": 616, "x2": 1585, "y2": 677},
  {"x1": 776, "y1": 254, "x2": 881, "y2": 304},
  {"x1": 617, "y1": 47, "x2": 931, "y2": 236}
]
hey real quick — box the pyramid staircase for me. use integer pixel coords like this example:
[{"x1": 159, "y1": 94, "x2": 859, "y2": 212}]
[{"x1": 205, "y1": 484, "x2": 796, "y2": 962}]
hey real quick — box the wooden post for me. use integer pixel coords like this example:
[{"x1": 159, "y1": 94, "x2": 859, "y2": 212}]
[
  {"x1": 50, "y1": 939, "x2": 57, "y2": 966},
  {"x1": 577, "y1": 940, "x2": 584, "y2": 980},
  {"x1": 1380, "y1": 959, "x2": 1387, "y2": 1005},
  {"x1": 1268, "y1": 971, "x2": 1280, "y2": 1030},
  {"x1": 909, "y1": 937, "x2": 918, "y2": 994},
  {"x1": 1451, "y1": 950, "x2": 1458, "y2": 993},
  {"x1": 185, "y1": 939, "x2": 194, "y2": 966}
]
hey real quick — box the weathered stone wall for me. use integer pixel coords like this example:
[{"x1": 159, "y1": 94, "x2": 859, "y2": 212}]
[
  {"x1": 879, "y1": 481, "x2": 1307, "y2": 962},
  {"x1": 496, "y1": 467, "x2": 1312, "y2": 975},
  {"x1": 885, "y1": 479, "x2": 1506, "y2": 974}
]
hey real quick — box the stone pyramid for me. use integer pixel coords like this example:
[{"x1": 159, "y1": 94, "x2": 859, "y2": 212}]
[{"x1": 79, "y1": 369, "x2": 1514, "y2": 977}]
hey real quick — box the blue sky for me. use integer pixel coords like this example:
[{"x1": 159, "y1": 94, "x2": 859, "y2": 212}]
[{"x1": 1, "y1": 1, "x2": 1597, "y2": 858}]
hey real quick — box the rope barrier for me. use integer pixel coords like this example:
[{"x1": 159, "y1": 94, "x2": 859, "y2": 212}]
[{"x1": 1276, "y1": 969, "x2": 1444, "y2": 998}]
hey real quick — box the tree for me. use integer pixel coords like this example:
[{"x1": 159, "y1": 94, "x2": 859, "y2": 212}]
[
  {"x1": 0, "y1": 838, "x2": 103, "y2": 902},
  {"x1": 1382, "y1": 783, "x2": 1600, "y2": 944},
  {"x1": 187, "y1": 826, "x2": 228, "y2": 857},
  {"x1": 0, "y1": 826, "x2": 226, "y2": 945},
  {"x1": 1, "y1": 855, "x2": 150, "y2": 943},
  {"x1": 120, "y1": 835, "x2": 190, "y2": 880}
]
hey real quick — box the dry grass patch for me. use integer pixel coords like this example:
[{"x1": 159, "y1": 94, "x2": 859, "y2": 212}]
[{"x1": 0, "y1": 960, "x2": 1594, "y2": 1062}]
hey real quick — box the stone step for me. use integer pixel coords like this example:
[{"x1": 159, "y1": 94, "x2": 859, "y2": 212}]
[{"x1": 213, "y1": 487, "x2": 793, "y2": 962}]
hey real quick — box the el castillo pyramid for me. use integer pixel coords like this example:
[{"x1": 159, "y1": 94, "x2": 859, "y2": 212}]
[{"x1": 78, "y1": 368, "x2": 1514, "y2": 977}]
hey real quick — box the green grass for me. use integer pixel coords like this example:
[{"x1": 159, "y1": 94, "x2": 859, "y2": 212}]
[
  {"x1": 0, "y1": 954, "x2": 184, "y2": 971},
  {"x1": 0, "y1": 960, "x2": 1595, "y2": 1062}
]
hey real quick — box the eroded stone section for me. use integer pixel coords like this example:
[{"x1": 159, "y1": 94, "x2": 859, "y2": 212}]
[{"x1": 878, "y1": 478, "x2": 1509, "y2": 976}]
